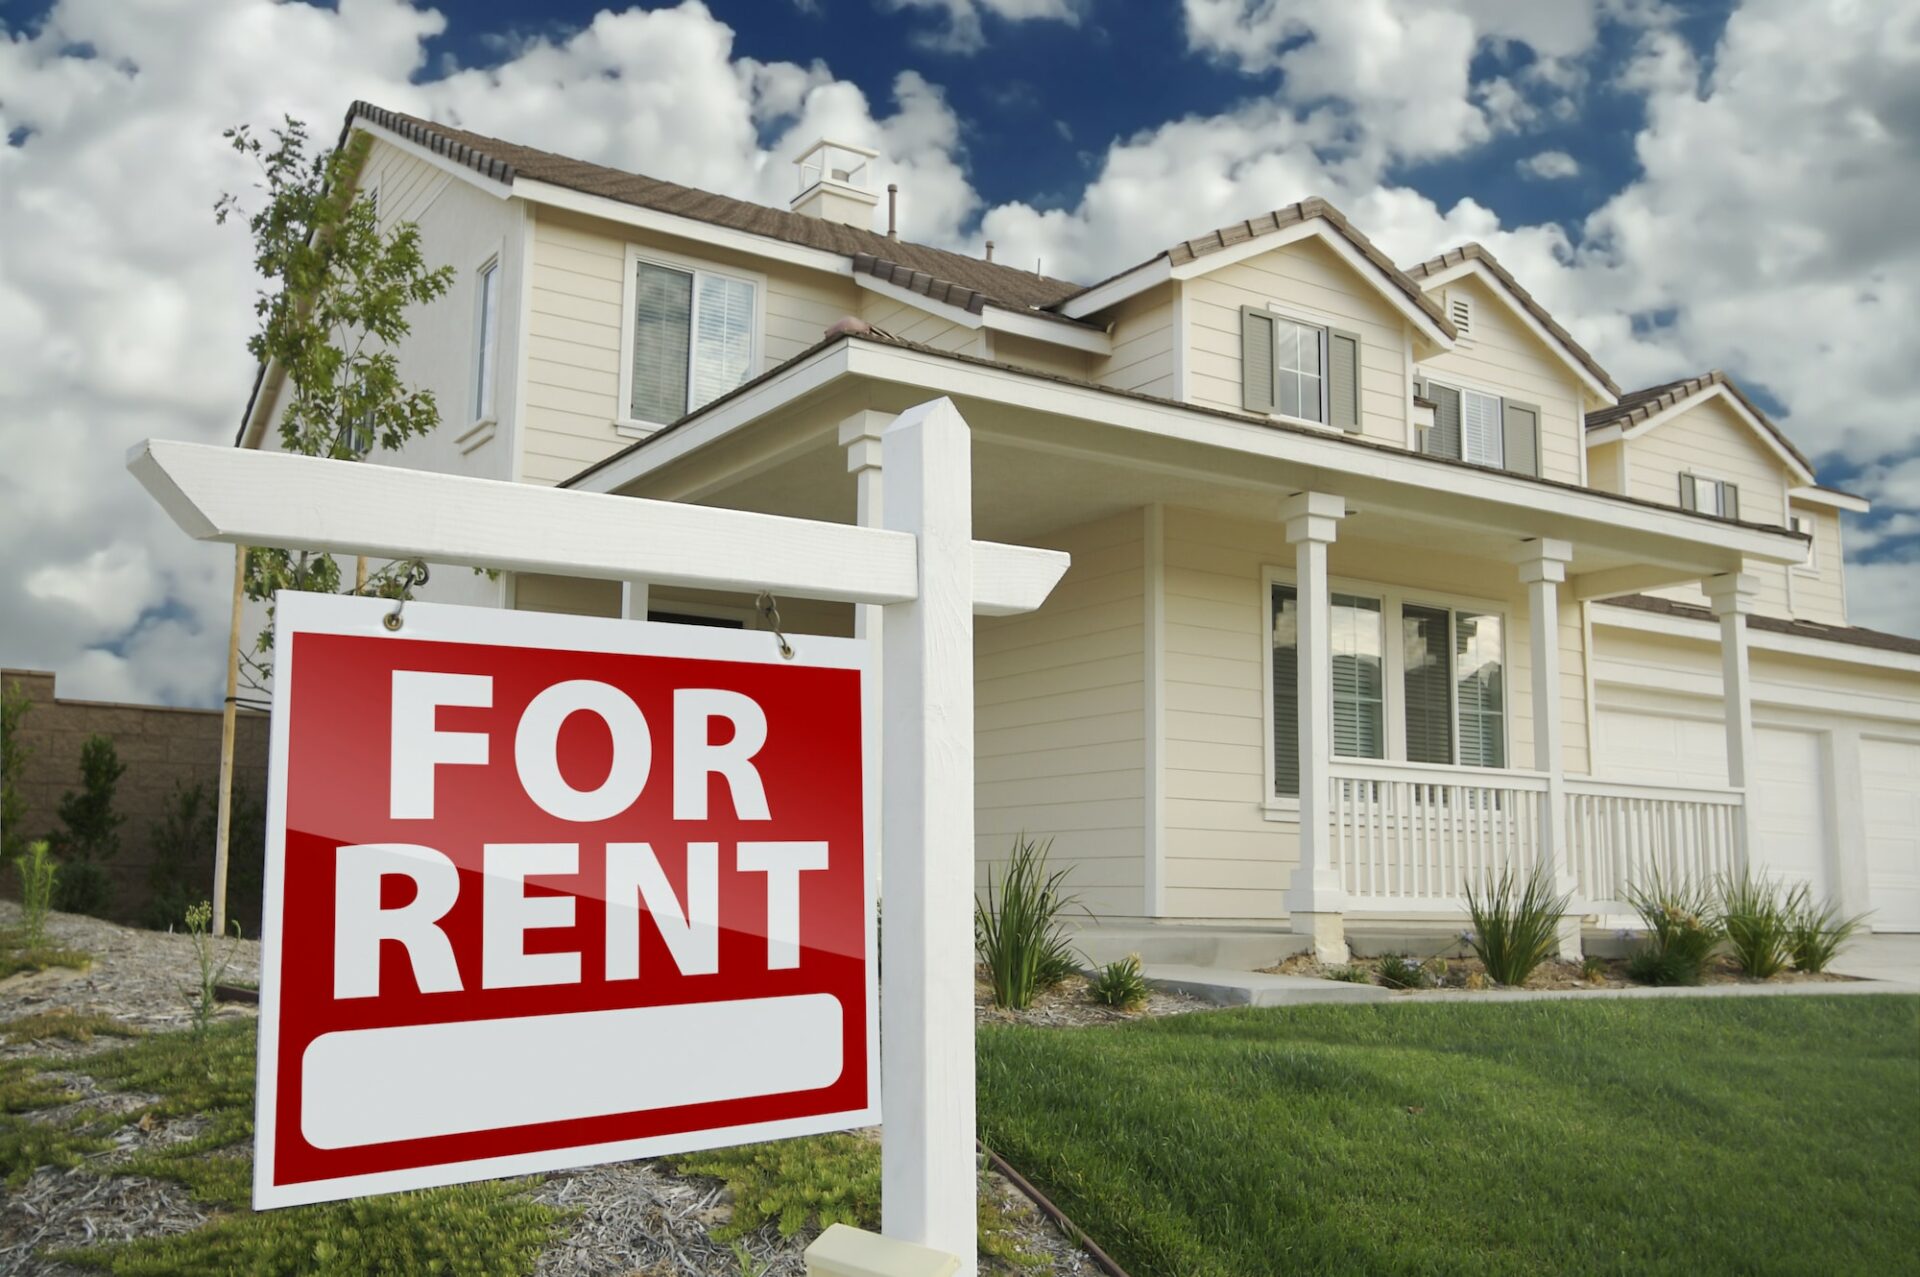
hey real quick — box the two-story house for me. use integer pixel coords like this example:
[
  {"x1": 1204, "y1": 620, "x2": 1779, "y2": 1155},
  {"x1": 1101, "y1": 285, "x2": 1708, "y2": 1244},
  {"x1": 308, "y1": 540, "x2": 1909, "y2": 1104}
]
[{"x1": 238, "y1": 103, "x2": 1920, "y2": 960}]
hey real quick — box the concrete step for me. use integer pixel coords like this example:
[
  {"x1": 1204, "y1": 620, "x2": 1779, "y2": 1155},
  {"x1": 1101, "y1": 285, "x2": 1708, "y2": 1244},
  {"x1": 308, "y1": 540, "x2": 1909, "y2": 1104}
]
[
  {"x1": 1069, "y1": 924, "x2": 1306, "y2": 971},
  {"x1": 1143, "y1": 964, "x2": 1391, "y2": 1008}
]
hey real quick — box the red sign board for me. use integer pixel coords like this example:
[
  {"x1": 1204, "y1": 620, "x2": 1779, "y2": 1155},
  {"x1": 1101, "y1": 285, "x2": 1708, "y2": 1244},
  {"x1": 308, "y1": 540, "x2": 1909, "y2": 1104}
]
[{"x1": 253, "y1": 594, "x2": 876, "y2": 1208}]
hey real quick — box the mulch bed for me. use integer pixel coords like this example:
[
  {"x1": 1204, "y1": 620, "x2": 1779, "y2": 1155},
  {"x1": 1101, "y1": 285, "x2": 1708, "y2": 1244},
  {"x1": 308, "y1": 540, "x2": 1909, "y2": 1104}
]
[{"x1": 976, "y1": 970, "x2": 1213, "y2": 1027}]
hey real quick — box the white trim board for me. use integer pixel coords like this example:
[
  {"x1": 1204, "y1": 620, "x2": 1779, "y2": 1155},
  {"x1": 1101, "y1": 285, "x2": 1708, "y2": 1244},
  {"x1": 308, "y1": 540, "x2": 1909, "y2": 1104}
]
[{"x1": 1591, "y1": 602, "x2": 1920, "y2": 675}]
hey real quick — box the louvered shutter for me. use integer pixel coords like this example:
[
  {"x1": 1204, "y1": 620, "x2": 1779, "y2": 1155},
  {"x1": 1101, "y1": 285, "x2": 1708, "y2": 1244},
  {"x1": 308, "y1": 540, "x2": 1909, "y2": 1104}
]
[
  {"x1": 1328, "y1": 328, "x2": 1361, "y2": 432},
  {"x1": 1720, "y1": 482, "x2": 1740, "y2": 521},
  {"x1": 1242, "y1": 308, "x2": 1277, "y2": 414},
  {"x1": 1271, "y1": 583, "x2": 1299, "y2": 797},
  {"x1": 1425, "y1": 383, "x2": 1463, "y2": 459},
  {"x1": 1501, "y1": 400, "x2": 1540, "y2": 476},
  {"x1": 1678, "y1": 473, "x2": 1698, "y2": 511}
]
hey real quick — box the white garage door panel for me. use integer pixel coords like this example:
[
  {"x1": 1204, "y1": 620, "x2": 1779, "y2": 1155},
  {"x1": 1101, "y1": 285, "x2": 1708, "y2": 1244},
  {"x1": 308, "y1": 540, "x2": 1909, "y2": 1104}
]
[
  {"x1": 1749, "y1": 729, "x2": 1827, "y2": 901},
  {"x1": 1595, "y1": 709, "x2": 1726, "y2": 786},
  {"x1": 1861, "y1": 737, "x2": 1920, "y2": 932}
]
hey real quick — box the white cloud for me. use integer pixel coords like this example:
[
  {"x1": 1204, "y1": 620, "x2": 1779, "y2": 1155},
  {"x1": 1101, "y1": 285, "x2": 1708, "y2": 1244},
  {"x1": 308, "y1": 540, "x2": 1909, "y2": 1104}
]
[
  {"x1": 880, "y1": 0, "x2": 1082, "y2": 55},
  {"x1": 1518, "y1": 148, "x2": 1580, "y2": 179}
]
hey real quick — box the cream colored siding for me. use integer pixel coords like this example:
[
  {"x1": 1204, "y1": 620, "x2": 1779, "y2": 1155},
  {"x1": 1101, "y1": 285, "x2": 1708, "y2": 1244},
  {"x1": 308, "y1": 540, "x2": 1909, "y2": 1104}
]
[
  {"x1": 1092, "y1": 284, "x2": 1175, "y2": 396},
  {"x1": 1416, "y1": 274, "x2": 1584, "y2": 484},
  {"x1": 856, "y1": 292, "x2": 978, "y2": 352},
  {"x1": 1789, "y1": 505, "x2": 1848, "y2": 625},
  {"x1": 514, "y1": 574, "x2": 620, "y2": 617},
  {"x1": 975, "y1": 512, "x2": 1146, "y2": 919},
  {"x1": 1184, "y1": 237, "x2": 1408, "y2": 446},
  {"x1": 991, "y1": 331, "x2": 1095, "y2": 381},
  {"x1": 521, "y1": 208, "x2": 859, "y2": 486},
  {"x1": 1586, "y1": 438, "x2": 1627, "y2": 495},
  {"x1": 1159, "y1": 506, "x2": 1590, "y2": 920}
]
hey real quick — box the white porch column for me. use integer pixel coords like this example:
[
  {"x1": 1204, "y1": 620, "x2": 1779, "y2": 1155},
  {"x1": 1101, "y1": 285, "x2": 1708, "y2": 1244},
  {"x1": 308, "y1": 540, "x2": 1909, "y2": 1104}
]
[
  {"x1": 1281, "y1": 491, "x2": 1348, "y2": 963},
  {"x1": 1514, "y1": 538, "x2": 1580, "y2": 958},
  {"x1": 1704, "y1": 572, "x2": 1762, "y2": 862}
]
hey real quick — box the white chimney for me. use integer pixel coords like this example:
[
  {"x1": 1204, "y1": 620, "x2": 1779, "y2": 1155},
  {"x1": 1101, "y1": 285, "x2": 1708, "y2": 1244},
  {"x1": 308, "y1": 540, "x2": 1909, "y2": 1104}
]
[{"x1": 790, "y1": 139, "x2": 881, "y2": 228}]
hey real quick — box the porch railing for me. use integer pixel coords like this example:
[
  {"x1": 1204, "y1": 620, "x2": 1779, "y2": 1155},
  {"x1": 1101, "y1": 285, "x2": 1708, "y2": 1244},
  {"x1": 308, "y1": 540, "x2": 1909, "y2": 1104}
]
[
  {"x1": 1330, "y1": 761, "x2": 1551, "y2": 910},
  {"x1": 1565, "y1": 778, "x2": 1745, "y2": 917}
]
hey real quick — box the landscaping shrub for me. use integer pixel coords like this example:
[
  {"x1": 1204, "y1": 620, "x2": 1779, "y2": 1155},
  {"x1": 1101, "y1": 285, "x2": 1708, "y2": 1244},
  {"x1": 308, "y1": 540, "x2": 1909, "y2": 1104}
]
[
  {"x1": 1625, "y1": 874, "x2": 1722, "y2": 985},
  {"x1": 1463, "y1": 866, "x2": 1569, "y2": 986},
  {"x1": 1323, "y1": 964, "x2": 1371, "y2": 983},
  {"x1": 1374, "y1": 952, "x2": 1430, "y2": 990},
  {"x1": 1719, "y1": 870, "x2": 1799, "y2": 979},
  {"x1": 50, "y1": 733, "x2": 124, "y2": 916},
  {"x1": 1091, "y1": 954, "x2": 1150, "y2": 1010},
  {"x1": 1788, "y1": 894, "x2": 1868, "y2": 973},
  {"x1": 676, "y1": 1132, "x2": 880, "y2": 1238},
  {"x1": 976, "y1": 834, "x2": 1081, "y2": 1010}
]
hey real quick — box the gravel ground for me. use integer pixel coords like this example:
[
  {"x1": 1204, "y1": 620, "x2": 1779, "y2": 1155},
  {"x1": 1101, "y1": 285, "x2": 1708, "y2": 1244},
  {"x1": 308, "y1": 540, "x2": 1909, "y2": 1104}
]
[
  {"x1": 976, "y1": 970, "x2": 1212, "y2": 1027},
  {"x1": 1, "y1": 905, "x2": 1113, "y2": 1275}
]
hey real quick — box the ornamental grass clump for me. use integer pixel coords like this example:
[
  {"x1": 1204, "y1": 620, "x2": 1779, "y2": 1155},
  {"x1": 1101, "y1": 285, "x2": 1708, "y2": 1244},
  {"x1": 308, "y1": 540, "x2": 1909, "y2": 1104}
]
[
  {"x1": 1091, "y1": 954, "x2": 1151, "y2": 1011},
  {"x1": 1624, "y1": 874, "x2": 1722, "y2": 985},
  {"x1": 1719, "y1": 870, "x2": 1799, "y2": 979},
  {"x1": 1787, "y1": 894, "x2": 1869, "y2": 973},
  {"x1": 976, "y1": 835, "x2": 1082, "y2": 1010},
  {"x1": 1463, "y1": 866, "x2": 1569, "y2": 986},
  {"x1": 1374, "y1": 952, "x2": 1430, "y2": 990}
]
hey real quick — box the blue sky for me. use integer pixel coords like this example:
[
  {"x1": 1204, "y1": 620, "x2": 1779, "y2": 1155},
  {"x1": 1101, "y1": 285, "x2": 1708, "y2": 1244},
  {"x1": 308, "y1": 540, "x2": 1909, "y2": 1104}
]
[{"x1": 2, "y1": 0, "x2": 1916, "y2": 705}]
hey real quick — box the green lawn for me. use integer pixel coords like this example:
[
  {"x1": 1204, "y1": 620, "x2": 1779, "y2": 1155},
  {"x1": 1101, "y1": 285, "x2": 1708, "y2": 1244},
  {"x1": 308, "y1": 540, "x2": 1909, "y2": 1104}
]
[{"x1": 978, "y1": 995, "x2": 1920, "y2": 1277}]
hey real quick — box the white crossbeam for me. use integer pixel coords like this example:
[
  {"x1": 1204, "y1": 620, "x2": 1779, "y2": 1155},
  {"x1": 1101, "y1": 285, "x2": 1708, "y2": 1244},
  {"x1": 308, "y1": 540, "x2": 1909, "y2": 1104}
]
[{"x1": 127, "y1": 440, "x2": 1067, "y2": 616}]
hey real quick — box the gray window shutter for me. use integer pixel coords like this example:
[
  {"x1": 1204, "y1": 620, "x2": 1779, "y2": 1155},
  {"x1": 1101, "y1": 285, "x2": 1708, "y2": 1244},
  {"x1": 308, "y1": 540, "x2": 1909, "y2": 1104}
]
[
  {"x1": 1328, "y1": 328, "x2": 1361, "y2": 432},
  {"x1": 1501, "y1": 400, "x2": 1540, "y2": 476},
  {"x1": 1678, "y1": 473, "x2": 1698, "y2": 511},
  {"x1": 1242, "y1": 307, "x2": 1276, "y2": 414},
  {"x1": 1721, "y1": 482, "x2": 1740, "y2": 522},
  {"x1": 1425, "y1": 383, "x2": 1463, "y2": 459}
]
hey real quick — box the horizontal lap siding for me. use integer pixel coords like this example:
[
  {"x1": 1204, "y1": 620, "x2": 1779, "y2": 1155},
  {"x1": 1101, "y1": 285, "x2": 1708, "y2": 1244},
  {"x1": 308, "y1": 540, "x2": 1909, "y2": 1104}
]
[
  {"x1": 1160, "y1": 507, "x2": 1595, "y2": 919},
  {"x1": 1415, "y1": 274, "x2": 1584, "y2": 485},
  {"x1": 1093, "y1": 285, "x2": 1175, "y2": 397},
  {"x1": 1629, "y1": 396, "x2": 1795, "y2": 617},
  {"x1": 1789, "y1": 506, "x2": 1848, "y2": 626},
  {"x1": 975, "y1": 511, "x2": 1147, "y2": 918},
  {"x1": 1182, "y1": 238, "x2": 1408, "y2": 446},
  {"x1": 521, "y1": 210, "x2": 857, "y2": 486},
  {"x1": 856, "y1": 294, "x2": 978, "y2": 352}
]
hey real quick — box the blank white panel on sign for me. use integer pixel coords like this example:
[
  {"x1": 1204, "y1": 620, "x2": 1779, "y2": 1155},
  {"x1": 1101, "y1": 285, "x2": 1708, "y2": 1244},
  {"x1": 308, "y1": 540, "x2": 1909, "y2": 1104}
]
[{"x1": 301, "y1": 995, "x2": 844, "y2": 1150}]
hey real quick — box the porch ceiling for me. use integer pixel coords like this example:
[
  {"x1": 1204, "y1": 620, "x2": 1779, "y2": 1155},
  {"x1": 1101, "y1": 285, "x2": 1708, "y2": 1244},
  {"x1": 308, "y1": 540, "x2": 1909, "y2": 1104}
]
[{"x1": 598, "y1": 352, "x2": 1800, "y2": 597}]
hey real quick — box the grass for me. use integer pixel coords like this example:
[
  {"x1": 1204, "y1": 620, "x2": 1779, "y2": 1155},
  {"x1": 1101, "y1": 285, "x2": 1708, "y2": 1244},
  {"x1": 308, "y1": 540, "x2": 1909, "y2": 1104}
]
[
  {"x1": 0, "y1": 924, "x2": 92, "y2": 980},
  {"x1": 3, "y1": 1008, "x2": 144, "y2": 1045},
  {"x1": 979, "y1": 995, "x2": 1920, "y2": 1277}
]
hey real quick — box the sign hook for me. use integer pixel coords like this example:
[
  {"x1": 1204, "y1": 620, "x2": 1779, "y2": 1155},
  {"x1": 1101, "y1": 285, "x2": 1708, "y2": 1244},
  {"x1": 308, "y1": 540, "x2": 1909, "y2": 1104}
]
[
  {"x1": 380, "y1": 559, "x2": 432, "y2": 632},
  {"x1": 755, "y1": 591, "x2": 796, "y2": 660}
]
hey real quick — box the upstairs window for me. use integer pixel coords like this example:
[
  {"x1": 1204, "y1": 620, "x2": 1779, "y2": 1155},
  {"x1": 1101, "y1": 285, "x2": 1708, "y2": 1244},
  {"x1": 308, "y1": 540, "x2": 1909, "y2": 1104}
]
[
  {"x1": 1418, "y1": 376, "x2": 1539, "y2": 477},
  {"x1": 1679, "y1": 472, "x2": 1741, "y2": 521},
  {"x1": 625, "y1": 255, "x2": 757, "y2": 427},
  {"x1": 472, "y1": 257, "x2": 500, "y2": 424},
  {"x1": 1790, "y1": 514, "x2": 1817, "y2": 568},
  {"x1": 1242, "y1": 307, "x2": 1361, "y2": 432}
]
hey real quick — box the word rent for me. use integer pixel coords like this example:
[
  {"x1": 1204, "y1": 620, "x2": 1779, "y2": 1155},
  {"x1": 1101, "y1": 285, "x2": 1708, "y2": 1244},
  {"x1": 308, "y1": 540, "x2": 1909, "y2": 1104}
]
[{"x1": 338, "y1": 670, "x2": 827, "y2": 998}]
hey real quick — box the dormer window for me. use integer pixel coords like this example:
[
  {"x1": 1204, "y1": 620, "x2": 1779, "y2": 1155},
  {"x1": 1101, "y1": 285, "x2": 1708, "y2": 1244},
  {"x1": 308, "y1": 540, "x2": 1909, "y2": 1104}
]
[
  {"x1": 1791, "y1": 514, "x2": 1817, "y2": 568},
  {"x1": 1679, "y1": 472, "x2": 1740, "y2": 521},
  {"x1": 1416, "y1": 376, "x2": 1539, "y2": 476},
  {"x1": 1241, "y1": 306, "x2": 1361, "y2": 431},
  {"x1": 620, "y1": 250, "x2": 759, "y2": 428}
]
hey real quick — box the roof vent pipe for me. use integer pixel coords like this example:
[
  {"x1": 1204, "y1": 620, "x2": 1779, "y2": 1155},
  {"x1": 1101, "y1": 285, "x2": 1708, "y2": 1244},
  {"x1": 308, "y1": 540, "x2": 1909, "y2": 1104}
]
[
  {"x1": 985, "y1": 240, "x2": 994, "y2": 262},
  {"x1": 887, "y1": 183, "x2": 899, "y2": 239}
]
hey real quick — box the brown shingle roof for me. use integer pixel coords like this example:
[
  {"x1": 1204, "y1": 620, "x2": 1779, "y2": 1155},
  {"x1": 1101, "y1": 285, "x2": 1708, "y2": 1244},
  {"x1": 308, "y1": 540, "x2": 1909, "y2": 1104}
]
[
  {"x1": 1599, "y1": 593, "x2": 1920, "y2": 657},
  {"x1": 1057, "y1": 198, "x2": 1457, "y2": 338},
  {"x1": 1585, "y1": 370, "x2": 1815, "y2": 478},
  {"x1": 346, "y1": 101, "x2": 1089, "y2": 320},
  {"x1": 1404, "y1": 243, "x2": 1621, "y2": 398}
]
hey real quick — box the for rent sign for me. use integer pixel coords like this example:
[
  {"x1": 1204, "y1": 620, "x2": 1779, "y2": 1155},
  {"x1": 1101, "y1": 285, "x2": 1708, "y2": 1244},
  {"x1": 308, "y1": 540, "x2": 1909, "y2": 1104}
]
[{"x1": 253, "y1": 593, "x2": 875, "y2": 1208}]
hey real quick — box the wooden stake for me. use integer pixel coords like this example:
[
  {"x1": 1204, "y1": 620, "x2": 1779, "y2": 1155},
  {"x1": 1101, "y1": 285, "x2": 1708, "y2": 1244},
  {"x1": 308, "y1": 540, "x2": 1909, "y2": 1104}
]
[{"x1": 213, "y1": 542, "x2": 246, "y2": 935}]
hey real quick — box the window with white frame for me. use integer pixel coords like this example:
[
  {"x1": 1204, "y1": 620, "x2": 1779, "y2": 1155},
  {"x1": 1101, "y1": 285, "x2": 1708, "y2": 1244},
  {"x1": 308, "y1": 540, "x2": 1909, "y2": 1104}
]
[
  {"x1": 1679, "y1": 471, "x2": 1741, "y2": 521},
  {"x1": 1270, "y1": 579, "x2": 1507, "y2": 797},
  {"x1": 1273, "y1": 318, "x2": 1326, "y2": 423},
  {"x1": 472, "y1": 257, "x2": 501, "y2": 423},
  {"x1": 1417, "y1": 376, "x2": 1540, "y2": 476},
  {"x1": 626, "y1": 256, "x2": 757, "y2": 426},
  {"x1": 1790, "y1": 514, "x2": 1817, "y2": 569}
]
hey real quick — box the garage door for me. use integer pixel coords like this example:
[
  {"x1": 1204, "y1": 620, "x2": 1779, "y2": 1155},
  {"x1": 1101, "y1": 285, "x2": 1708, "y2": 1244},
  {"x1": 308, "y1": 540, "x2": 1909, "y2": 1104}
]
[
  {"x1": 1861, "y1": 737, "x2": 1920, "y2": 932},
  {"x1": 1595, "y1": 710, "x2": 1830, "y2": 900}
]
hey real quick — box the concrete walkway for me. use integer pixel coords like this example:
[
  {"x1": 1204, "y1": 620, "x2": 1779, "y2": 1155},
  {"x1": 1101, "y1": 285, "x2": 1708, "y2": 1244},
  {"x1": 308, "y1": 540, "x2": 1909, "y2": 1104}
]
[
  {"x1": 1144, "y1": 964, "x2": 1389, "y2": 1007},
  {"x1": 1829, "y1": 933, "x2": 1920, "y2": 985}
]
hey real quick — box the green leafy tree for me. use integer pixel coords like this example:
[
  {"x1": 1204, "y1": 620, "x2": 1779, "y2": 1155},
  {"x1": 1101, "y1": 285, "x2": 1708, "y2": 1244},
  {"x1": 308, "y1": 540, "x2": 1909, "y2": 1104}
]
[
  {"x1": 1, "y1": 679, "x2": 32, "y2": 865},
  {"x1": 51, "y1": 733, "x2": 124, "y2": 915},
  {"x1": 216, "y1": 117, "x2": 454, "y2": 689}
]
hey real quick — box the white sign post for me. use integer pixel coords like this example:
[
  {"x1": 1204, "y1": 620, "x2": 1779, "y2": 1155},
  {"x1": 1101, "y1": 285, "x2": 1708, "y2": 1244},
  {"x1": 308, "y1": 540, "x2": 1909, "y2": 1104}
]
[{"x1": 130, "y1": 398, "x2": 1063, "y2": 1276}]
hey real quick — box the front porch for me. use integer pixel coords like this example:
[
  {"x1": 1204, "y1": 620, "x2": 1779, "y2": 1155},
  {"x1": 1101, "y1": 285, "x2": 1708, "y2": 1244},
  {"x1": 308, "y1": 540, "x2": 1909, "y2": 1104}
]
[{"x1": 565, "y1": 346, "x2": 1809, "y2": 960}]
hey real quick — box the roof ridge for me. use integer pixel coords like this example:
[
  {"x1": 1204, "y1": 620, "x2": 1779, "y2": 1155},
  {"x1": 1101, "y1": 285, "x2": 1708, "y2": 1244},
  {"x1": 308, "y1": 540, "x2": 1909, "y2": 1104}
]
[{"x1": 1584, "y1": 368, "x2": 1815, "y2": 477}]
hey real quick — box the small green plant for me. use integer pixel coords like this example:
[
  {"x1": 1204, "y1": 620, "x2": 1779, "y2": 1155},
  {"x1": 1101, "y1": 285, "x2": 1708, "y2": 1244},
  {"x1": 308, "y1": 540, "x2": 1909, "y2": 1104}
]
[
  {"x1": 1625, "y1": 874, "x2": 1722, "y2": 985},
  {"x1": 676, "y1": 1133, "x2": 880, "y2": 1238},
  {"x1": 183, "y1": 900, "x2": 243, "y2": 1034},
  {"x1": 1374, "y1": 952, "x2": 1430, "y2": 990},
  {"x1": 16, "y1": 838, "x2": 56, "y2": 949},
  {"x1": 1719, "y1": 870, "x2": 1799, "y2": 979},
  {"x1": 1324, "y1": 963, "x2": 1372, "y2": 983},
  {"x1": 1580, "y1": 954, "x2": 1608, "y2": 984},
  {"x1": 51, "y1": 733, "x2": 124, "y2": 916},
  {"x1": 976, "y1": 834, "x2": 1082, "y2": 1010},
  {"x1": 1463, "y1": 866, "x2": 1570, "y2": 986},
  {"x1": 1091, "y1": 954, "x2": 1151, "y2": 1010},
  {"x1": 1788, "y1": 894, "x2": 1868, "y2": 973}
]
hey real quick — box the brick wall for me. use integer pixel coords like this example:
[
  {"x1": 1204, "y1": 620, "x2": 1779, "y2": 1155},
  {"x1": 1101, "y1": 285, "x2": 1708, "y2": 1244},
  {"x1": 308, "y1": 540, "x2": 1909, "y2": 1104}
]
[{"x1": 2, "y1": 668, "x2": 270, "y2": 924}]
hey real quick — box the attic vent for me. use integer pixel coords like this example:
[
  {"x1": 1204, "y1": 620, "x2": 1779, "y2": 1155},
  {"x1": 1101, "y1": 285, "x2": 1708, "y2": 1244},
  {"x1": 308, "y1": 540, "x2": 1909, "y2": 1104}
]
[{"x1": 1448, "y1": 291, "x2": 1473, "y2": 337}]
